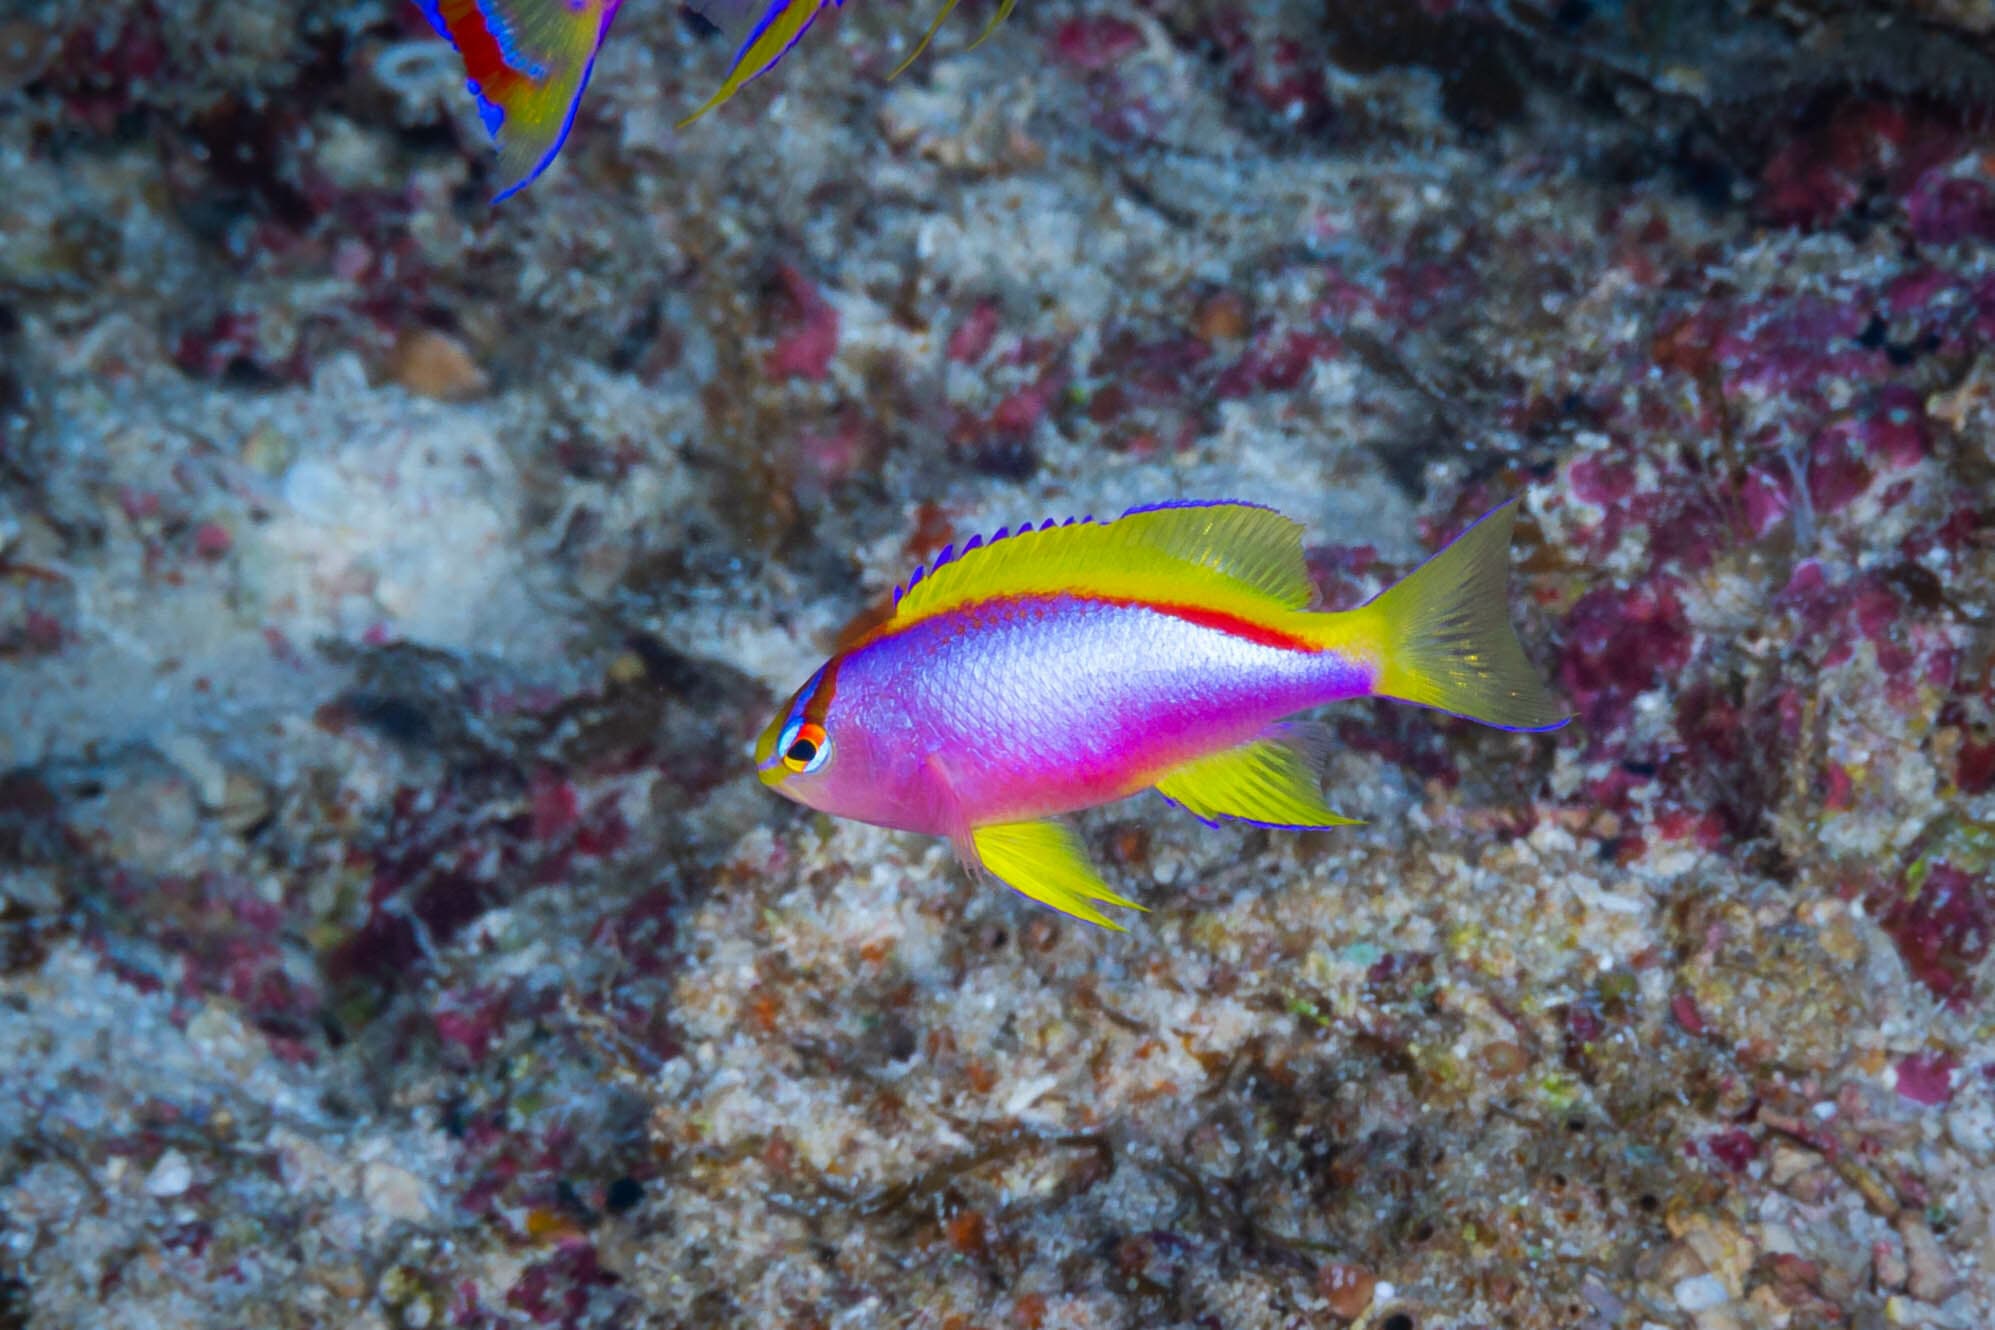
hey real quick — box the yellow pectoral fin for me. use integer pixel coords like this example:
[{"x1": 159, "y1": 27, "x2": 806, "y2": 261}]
[
  {"x1": 969, "y1": 820, "x2": 1145, "y2": 931},
  {"x1": 1154, "y1": 736, "x2": 1363, "y2": 831}
]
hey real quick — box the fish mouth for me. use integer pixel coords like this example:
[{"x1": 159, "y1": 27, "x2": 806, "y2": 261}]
[
  {"x1": 759, "y1": 767, "x2": 817, "y2": 808},
  {"x1": 752, "y1": 718, "x2": 785, "y2": 785}
]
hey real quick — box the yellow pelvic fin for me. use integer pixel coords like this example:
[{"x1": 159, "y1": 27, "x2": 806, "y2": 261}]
[
  {"x1": 970, "y1": 820, "x2": 1145, "y2": 931},
  {"x1": 1154, "y1": 730, "x2": 1361, "y2": 831},
  {"x1": 1340, "y1": 501, "x2": 1570, "y2": 733},
  {"x1": 679, "y1": 1, "x2": 822, "y2": 126},
  {"x1": 888, "y1": 0, "x2": 1018, "y2": 80},
  {"x1": 892, "y1": 501, "x2": 1314, "y2": 632}
]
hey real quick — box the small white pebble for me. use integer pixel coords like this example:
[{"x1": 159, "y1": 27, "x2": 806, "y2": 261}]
[
  {"x1": 1004, "y1": 1074, "x2": 1060, "y2": 1117},
  {"x1": 362, "y1": 1161, "x2": 431, "y2": 1224},
  {"x1": 145, "y1": 1149, "x2": 193, "y2": 1198},
  {"x1": 1673, "y1": 1274, "x2": 1728, "y2": 1312}
]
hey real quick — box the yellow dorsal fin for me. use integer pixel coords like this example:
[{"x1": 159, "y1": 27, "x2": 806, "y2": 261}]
[{"x1": 891, "y1": 501, "x2": 1314, "y2": 627}]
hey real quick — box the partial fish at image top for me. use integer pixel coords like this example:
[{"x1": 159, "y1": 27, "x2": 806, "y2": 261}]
[{"x1": 413, "y1": 0, "x2": 1018, "y2": 201}]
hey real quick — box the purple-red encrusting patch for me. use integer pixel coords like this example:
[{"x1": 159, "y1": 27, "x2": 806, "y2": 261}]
[
  {"x1": 1557, "y1": 581, "x2": 1694, "y2": 738},
  {"x1": 1895, "y1": 1051, "x2": 1959, "y2": 1106},
  {"x1": 1875, "y1": 864, "x2": 1991, "y2": 1007},
  {"x1": 1704, "y1": 1128, "x2": 1762, "y2": 1173},
  {"x1": 764, "y1": 264, "x2": 840, "y2": 382}
]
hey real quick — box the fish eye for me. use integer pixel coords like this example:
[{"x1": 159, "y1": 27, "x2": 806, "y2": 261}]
[{"x1": 779, "y1": 719, "x2": 829, "y2": 774}]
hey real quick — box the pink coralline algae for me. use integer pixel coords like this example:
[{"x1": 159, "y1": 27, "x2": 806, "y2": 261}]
[
  {"x1": 1210, "y1": 327, "x2": 1342, "y2": 400},
  {"x1": 91, "y1": 869, "x2": 324, "y2": 1065},
  {"x1": 1877, "y1": 864, "x2": 1992, "y2": 1007},
  {"x1": 1756, "y1": 102, "x2": 1966, "y2": 234},
  {"x1": 1050, "y1": 16, "x2": 1144, "y2": 73},
  {"x1": 1907, "y1": 176, "x2": 1995, "y2": 248},
  {"x1": 764, "y1": 264, "x2": 841, "y2": 382},
  {"x1": 1557, "y1": 581, "x2": 1694, "y2": 738},
  {"x1": 1198, "y1": 12, "x2": 1336, "y2": 132},
  {"x1": 1804, "y1": 387, "x2": 1931, "y2": 516},
  {"x1": 946, "y1": 301, "x2": 1003, "y2": 365},
  {"x1": 1777, "y1": 561, "x2": 1963, "y2": 716},
  {"x1": 506, "y1": 1246, "x2": 623, "y2": 1329},
  {"x1": 1895, "y1": 1052, "x2": 1959, "y2": 1107},
  {"x1": 1704, "y1": 1128, "x2": 1763, "y2": 1174}
]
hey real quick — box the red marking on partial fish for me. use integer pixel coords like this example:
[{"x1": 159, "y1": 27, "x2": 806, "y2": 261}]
[{"x1": 430, "y1": 0, "x2": 529, "y2": 96}]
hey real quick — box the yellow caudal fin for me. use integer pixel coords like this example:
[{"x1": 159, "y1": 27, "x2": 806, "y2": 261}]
[
  {"x1": 1350, "y1": 501, "x2": 1569, "y2": 732},
  {"x1": 970, "y1": 820, "x2": 1145, "y2": 930},
  {"x1": 1154, "y1": 727, "x2": 1361, "y2": 830}
]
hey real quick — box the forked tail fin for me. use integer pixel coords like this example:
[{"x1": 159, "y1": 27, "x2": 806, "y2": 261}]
[{"x1": 1351, "y1": 500, "x2": 1570, "y2": 732}]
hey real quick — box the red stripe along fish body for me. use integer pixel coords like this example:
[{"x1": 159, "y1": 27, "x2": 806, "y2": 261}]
[
  {"x1": 413, "y1": 0, "x2": 624, "y2": 201},
  {"x1": 415, "y1": 1, "x2": 1023, "y2": 199},
  {"x1": 756, "y1": 499, "x2": 1569, "y2": 929}
]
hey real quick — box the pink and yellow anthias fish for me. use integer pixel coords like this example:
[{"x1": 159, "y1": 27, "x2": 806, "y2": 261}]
[
  {"x1": 414, "y1": 0, "x2": 1017, "y2": 200},
  {"x1": 757, "y1": 499, "x2": 1570, "y2": 929}
]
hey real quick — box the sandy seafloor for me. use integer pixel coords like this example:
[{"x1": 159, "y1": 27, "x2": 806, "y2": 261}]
[{"x1": 4, "y1": 0, "x2": 1995, "y2": 1326}]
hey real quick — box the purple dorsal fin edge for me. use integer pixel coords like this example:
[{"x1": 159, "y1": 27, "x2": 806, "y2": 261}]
[{"x1": 887, "y1": 498, "x2": 1275, "y2": 605}]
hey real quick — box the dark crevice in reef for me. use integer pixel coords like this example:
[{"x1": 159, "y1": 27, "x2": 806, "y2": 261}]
[{"x1": 1322, "y1": 0, "x2": 1995, "y2": 208}]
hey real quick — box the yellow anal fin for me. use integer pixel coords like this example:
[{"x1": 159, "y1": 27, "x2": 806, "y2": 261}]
[
  {"x1": 970, "y1": 820, "x2": 1145, "y2": 931},
  {"x1": 1154, "y1": 733, "x2": 1362, "y2": 831}
]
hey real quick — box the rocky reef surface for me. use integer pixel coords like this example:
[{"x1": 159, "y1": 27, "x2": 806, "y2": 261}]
[{"x1": 3, "y1": 1, "x2": 1993, "y2": 1327}]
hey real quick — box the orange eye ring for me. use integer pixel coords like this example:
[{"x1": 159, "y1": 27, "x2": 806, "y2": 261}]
[{"x1": 780, "y1": 720, "x2": 829, "y2": 774}]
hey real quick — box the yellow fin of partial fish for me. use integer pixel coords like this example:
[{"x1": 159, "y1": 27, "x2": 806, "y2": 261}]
[
  {"x1": 1154, "y1": 730, "x2": 1361, "y2": 830},
  {"x1": 888, "y1": 0, "x2": 1018, "y2": 80},
  {"x1": 1342, "y1": 500, "x2": 1570, "y2": 732},
  {"x1": 965, "y1": 0, "x2": 1020, "y2": 53},
  {"x1": 970, "y1": 820, "x2": 1145, "y2": 930},
  {"x1": 892, "y1": 501, "x2": 1314, "y2": 631},
  {"x1": 679, "y1": 1, "x2": 823, "y2": 126}
]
